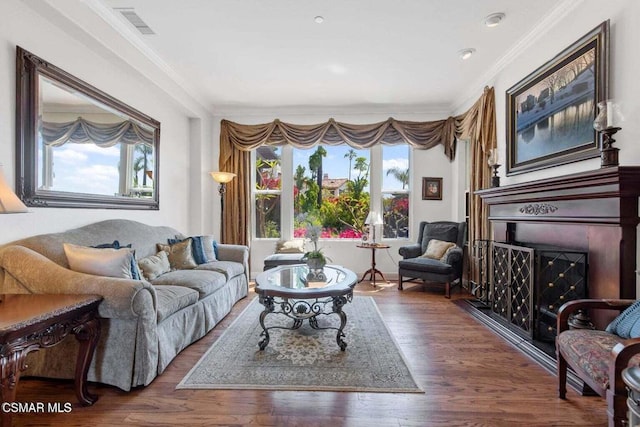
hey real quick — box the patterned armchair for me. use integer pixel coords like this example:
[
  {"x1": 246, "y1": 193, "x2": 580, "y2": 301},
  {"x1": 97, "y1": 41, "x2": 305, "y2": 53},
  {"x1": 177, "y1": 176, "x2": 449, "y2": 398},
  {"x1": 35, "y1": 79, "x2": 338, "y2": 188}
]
[
  {"x1": 397, "y1": 221, "x2": 466, "y2": 298},
  {"x1": 557, "y1": 299, "x2": 640, "y2": 427}
]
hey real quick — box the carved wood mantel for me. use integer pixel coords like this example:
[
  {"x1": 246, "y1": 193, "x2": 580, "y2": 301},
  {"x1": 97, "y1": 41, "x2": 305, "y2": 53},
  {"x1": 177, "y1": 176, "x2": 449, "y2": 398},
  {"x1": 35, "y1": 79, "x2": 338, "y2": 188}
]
[{"x1": 476, "y1": 166, "x2": 640, "y2": 300}]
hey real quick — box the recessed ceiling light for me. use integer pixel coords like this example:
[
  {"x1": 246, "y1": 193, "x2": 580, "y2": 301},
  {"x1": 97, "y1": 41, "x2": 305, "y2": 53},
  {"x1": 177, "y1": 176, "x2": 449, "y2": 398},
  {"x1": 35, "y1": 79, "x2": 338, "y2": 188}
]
[
  {"x1": 484, "y1": 12, "x2": 505, "y2": 28},
  {"x1": 314, "y1": 16, "x2": 324, "y2": 24},
  {"x1": 458, "y1": 48, "x2": 476, "y2": 60}
]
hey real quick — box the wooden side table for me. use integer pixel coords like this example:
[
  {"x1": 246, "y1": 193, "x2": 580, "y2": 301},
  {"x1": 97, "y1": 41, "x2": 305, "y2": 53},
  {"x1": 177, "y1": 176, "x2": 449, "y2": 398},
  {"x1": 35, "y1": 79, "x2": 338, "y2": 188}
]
[
  {"x1": 357, "y1": 244, "x2": 390, "y2": 286},
  {"x1": 0, "y1": 294, "x2": 102, "y2": 427}
]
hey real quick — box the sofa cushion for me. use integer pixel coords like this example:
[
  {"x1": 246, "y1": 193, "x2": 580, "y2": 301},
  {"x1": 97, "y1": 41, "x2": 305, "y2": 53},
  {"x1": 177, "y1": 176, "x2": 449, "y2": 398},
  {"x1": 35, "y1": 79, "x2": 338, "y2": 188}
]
[
  {"x1": 151, "y1": 269, "x2": 227, "y2": 298},
  {"x1": 421, "y1": 224, "x2": 458, "y2": 254},
  {"x1": 157, "y1": 239, "x2": 198, "y2": 270},
  {"x1": 63, "y1": 243, "x2": 137, "y2": 279},
  {"x1": 399, "y1": 257, "x2": 453, "y2": 275},
  {"x1": 195, "y1": 261, "x2": 245, "y2": 280},
  {"x1": 169, "y1": 235, "x2": 218, "y2": 264},
  {"x1": 138, "y1": 251, "x2": 171, "y2": 281},
  {"x1": 154, "y1": 285, "x2": 199, "y2": 323},
  {"x1": 91, "y1": 240, "x2": 142, "y2": 280}
]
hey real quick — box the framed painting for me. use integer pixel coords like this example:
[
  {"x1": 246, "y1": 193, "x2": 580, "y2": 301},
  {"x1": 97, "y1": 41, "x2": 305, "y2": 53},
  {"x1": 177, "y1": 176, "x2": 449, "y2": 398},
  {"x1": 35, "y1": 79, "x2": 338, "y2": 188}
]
[
  {"x1": 506, "y1": 21, "x2": 609, "y2": 175},
  {"x1": 422, "y1": 177, "x2": 442, "y2": 200}
]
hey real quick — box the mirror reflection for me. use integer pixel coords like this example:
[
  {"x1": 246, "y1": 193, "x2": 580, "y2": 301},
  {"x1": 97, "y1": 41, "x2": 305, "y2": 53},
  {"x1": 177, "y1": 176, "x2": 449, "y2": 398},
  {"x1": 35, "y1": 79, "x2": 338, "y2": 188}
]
[
  {"x1": 16, "y1": 47, "x2": 160, "y2": 209},
  {"x1": 38, "y1": 76, "x2": 156, "y2": 199}
]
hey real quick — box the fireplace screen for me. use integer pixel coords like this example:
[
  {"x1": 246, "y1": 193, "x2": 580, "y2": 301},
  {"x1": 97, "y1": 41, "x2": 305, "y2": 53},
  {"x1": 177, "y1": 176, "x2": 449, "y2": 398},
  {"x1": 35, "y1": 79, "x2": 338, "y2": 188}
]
[{"x1": 489, "y1": 242, "x2": 588, "y2": 342}]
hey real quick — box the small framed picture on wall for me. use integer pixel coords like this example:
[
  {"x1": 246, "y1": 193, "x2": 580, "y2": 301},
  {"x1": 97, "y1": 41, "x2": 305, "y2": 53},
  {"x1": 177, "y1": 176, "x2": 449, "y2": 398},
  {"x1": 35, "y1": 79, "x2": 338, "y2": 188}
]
[{"x1": 422, "y1": 177, "x2": 442, "y2": 200}]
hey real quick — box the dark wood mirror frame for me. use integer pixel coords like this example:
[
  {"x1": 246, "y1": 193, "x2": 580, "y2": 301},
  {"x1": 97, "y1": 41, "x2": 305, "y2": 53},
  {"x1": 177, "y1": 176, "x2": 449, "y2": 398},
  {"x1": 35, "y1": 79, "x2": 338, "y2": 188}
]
[{"x1": 15, "y1": 46, "x2": 160, "y2": 210}]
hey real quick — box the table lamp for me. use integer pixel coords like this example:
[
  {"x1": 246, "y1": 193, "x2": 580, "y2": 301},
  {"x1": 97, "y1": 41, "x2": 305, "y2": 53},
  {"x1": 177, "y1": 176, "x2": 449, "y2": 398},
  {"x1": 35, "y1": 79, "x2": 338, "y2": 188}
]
[{"x1": 364, "y1": 211, "x2": 383, "y2": 244}]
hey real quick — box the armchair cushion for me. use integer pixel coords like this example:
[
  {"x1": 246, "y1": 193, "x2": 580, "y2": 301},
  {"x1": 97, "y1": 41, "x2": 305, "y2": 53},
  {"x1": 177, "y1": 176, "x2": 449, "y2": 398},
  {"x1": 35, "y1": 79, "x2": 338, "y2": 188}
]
[
  {"x1": 422, "y1": 239, "x2": 456, "y2": 260},
  {"x1": 420, "y1": 223, "x2": 459, "y2": 254},
  {"x1": 606, "y1": 300, "x2": 640, "y2": 338},
  {"x1": 399, "y1": 257, "x2": 453, "y2": 275}
]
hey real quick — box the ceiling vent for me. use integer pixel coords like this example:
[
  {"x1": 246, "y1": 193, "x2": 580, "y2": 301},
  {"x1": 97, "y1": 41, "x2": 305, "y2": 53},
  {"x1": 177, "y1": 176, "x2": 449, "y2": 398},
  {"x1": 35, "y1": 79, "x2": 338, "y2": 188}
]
[{"x1": 115, "y1": 8, "x2": 155, "y2": 35}]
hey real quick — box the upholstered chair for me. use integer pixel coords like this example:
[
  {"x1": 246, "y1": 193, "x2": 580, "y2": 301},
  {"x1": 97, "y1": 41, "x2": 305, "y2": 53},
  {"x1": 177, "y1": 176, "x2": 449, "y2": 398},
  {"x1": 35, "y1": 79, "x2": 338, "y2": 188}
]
[
  {"x1": 557, "y1": 299, "x2": 640, "y2": 427},
  {"x1": 397, "y1": 221, "x2": 467, "y2": 298}
]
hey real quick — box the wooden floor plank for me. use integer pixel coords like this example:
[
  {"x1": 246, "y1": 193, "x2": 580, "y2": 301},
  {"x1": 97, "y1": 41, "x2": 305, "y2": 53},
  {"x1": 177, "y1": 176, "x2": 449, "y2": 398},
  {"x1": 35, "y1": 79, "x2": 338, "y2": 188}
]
[{"x1": 12, "y1": 283, "x2": 607, "y2": 426}]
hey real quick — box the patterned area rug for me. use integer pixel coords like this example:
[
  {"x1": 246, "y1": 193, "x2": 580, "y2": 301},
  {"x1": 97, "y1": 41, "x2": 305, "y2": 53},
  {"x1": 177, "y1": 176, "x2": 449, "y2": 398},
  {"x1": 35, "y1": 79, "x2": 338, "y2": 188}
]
[{"x1": 177, "y1": 296, "x2": 422, "y2": 393}]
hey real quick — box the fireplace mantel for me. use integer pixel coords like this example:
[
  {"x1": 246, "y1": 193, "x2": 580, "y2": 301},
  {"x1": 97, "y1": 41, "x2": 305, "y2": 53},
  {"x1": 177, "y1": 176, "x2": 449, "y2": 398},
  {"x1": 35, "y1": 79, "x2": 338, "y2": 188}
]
[{"x1": 477, "y1": 166, "x2": 640, "y2": 300}]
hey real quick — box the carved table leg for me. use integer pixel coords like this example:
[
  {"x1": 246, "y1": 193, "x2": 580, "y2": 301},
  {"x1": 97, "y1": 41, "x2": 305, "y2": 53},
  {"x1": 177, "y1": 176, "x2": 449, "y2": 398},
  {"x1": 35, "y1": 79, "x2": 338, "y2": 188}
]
[
  {"x1": 258, "y1": 296, "x2": 275, "y2": 350},
  {"x1": 1, "y1": 351, "x2": 28, "y2": 427},
  {"x1": 72, "y1": 316, "x2": 101, "y2": 406}
]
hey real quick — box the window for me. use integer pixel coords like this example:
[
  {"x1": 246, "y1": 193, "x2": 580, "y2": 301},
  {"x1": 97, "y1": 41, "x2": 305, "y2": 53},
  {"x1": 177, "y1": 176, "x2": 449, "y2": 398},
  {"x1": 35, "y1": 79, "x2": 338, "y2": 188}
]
[
  {"x1": 254, "y1": 146, "x2": 282, "y2": 238},
  {"x1": 252, "y1": 144, "x2": 410, "y2": 241},
  {"x1": 293, "y1": 145, "x2": 370, "y2": 239},
  {"x1": 381, "y1": 145, "x2": 410, "y2": 238}
]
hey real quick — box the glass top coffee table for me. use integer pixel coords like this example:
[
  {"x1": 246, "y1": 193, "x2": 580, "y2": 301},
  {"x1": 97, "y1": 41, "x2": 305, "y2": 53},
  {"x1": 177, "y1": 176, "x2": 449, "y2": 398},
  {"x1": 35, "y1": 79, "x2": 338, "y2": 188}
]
[{"x1": 254, "y1": 264, "x2": 357, "y2": 351}]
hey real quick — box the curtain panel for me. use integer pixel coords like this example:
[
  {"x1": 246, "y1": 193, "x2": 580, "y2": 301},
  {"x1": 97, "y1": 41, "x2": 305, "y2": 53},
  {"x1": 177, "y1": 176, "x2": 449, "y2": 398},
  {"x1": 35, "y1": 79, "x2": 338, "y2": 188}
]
[{"x1": 219, "y1": 88, "x2": 496, "y2": 247}]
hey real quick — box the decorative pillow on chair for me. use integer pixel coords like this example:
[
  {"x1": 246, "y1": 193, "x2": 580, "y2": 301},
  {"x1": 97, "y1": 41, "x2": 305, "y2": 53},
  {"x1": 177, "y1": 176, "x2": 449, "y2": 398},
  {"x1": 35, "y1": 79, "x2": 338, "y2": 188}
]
[
  {"x1": 168, "y1": 235, "x2": 218, "y2": 264},
  {"x1": 137, "y1": 251, "x2": 171, "y2": 281},
  {"x1": 606, "y1": 300, "x2": 640, "y2": 339},
  {"x1": 275, "y1": 239, "x2": 306, "y2": 254},
  {"x1": 421, "y1": 239, "x2": 456, "y2": 261},
  {"x1": 64, "y1": 243, "x2": 137, "y2": 279},
  {"x1": 157, "y1": 239, "x2": 198, "y2": 270}
]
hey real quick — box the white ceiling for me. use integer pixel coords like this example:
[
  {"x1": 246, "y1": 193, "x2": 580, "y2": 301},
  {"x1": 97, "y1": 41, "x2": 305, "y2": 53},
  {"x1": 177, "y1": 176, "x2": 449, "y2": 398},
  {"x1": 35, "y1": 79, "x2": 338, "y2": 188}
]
[{"x1": 44, "y1": 0, "x2": 571, "y2": 115}]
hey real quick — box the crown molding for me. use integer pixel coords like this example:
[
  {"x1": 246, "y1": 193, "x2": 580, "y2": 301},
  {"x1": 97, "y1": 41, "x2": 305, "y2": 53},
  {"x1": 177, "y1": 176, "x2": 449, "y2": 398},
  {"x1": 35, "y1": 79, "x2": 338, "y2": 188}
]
[
  {"x1": 451, "y1": 0, "x2": 585, "y2": 114},
  {"x1": 212, "y1": 102, "x2": 452, "y2": 120}
]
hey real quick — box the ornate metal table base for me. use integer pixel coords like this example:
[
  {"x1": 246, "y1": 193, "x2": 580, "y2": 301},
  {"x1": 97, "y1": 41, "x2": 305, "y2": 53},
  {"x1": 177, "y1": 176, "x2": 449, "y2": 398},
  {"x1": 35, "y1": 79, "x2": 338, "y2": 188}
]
[{"x1": 258, "y1": 293, "x2": 353, "y2": 351}]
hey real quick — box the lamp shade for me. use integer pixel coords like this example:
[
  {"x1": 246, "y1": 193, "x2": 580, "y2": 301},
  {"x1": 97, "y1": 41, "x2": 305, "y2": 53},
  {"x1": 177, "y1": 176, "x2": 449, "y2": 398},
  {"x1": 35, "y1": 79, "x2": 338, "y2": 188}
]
[
  {"x1": 364, "y1": 211, "x2": 383, "y2": 225},
  {"x1": 0, "y1": 164, "x2": 28, "y2": 213},
  {"x1": 210, "y1": 171, "x2": 236, "y2": 184}
]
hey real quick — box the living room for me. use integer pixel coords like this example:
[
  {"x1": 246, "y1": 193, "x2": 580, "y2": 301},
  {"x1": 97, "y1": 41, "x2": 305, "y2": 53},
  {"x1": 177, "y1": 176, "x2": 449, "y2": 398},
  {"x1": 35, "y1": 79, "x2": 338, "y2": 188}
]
[{"x1": 1, "y1": 0, "x2": 639, "y2": 426}]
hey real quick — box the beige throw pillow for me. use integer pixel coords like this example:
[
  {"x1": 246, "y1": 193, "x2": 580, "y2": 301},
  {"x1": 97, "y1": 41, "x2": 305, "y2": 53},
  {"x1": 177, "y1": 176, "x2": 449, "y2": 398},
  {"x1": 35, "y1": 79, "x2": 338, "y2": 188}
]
[
  {"x1": 137, "y1": 251, "x2": 171, "y2": 281},
  {"x1": 275, "y1": 239, "x2": 306, "y2": 254},
  {"x1": 422, "y1": 239, "x2": 456, "y2": 260},
  {"x1": 64, "y1": 243, "x2": 135, "y2": 279},
  {"x1": 157, "y1": 239, "x2": 198, "y2": 270}
]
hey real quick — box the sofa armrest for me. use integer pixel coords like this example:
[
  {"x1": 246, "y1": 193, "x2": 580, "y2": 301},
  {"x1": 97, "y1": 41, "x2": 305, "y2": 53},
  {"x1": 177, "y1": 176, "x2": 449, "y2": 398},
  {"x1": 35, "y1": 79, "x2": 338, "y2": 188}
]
[
  {"x1": 557, "y1": 299, "x2": 636, "y2": 334},
  {"x1": 399, "y1": 244, "x2": 422, "y2": 259},
  {"x1": 0, "y1": 245, "x2": 156, "y2": 320},
  {"x1": 217, "y1": 244, "x2": 249, "y2": 264}
]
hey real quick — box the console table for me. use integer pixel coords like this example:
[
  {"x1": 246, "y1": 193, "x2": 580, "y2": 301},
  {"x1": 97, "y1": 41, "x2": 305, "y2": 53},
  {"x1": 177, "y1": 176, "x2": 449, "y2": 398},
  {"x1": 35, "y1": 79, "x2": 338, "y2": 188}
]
[{"x1": 0, "y1": 294, "x2": 102, "y2": 427}]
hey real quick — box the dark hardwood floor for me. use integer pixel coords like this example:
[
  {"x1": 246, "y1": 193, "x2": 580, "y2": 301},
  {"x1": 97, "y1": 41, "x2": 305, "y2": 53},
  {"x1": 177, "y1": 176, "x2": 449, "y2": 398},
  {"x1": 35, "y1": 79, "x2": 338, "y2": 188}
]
[{"x1": 13, "y1": 282, "x2": 607, "y2": 426}]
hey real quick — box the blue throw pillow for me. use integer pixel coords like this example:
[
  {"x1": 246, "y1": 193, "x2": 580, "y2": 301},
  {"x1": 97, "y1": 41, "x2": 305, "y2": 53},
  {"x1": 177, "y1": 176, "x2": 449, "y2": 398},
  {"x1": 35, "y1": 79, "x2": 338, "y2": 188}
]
[
  {"x1": 92, "y1": 241, "x2": 141, "y2": 280},
  {"x1": 605, "y1": 300, "x2": 640, "y2": 338},
  {"x1": 169, "y1": 235, "x2": 218, "y2": 264}
]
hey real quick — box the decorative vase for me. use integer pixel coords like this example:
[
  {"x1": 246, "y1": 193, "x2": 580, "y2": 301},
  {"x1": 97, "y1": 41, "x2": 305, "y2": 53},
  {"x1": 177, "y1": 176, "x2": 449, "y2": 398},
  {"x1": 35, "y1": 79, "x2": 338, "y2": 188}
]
[{"x1": 306, "y1": 257, "x2": 326, "y2": 271}]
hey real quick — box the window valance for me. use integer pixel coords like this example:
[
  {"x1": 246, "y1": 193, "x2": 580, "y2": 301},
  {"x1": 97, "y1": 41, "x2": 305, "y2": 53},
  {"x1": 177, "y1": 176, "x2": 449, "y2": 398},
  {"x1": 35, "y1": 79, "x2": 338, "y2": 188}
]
[{"x1": 42, "y1": 117, "x2": 154, "y2": 147}]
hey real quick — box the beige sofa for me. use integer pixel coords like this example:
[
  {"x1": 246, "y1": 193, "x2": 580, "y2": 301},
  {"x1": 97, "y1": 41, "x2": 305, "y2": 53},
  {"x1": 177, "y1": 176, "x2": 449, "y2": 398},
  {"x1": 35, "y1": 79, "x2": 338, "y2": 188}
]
[{"x1": 0, "y1": 219, "x2": 249, "y2": 391}]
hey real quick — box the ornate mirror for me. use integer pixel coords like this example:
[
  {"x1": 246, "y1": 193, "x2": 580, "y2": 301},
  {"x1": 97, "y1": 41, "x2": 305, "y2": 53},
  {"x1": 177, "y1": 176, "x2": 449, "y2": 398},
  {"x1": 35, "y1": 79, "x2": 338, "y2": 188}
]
[{"x1": 16, "y1": 47, "x2": 160, "y2": 209}]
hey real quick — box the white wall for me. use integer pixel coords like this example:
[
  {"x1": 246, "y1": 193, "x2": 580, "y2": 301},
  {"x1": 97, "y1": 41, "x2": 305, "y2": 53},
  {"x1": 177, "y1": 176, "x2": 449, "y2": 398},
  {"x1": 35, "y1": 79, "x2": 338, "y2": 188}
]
[
  {"x1": 456, "y1": 0, "x2": 640, "y2": 293},
  {"x1": 0, "y1": 0, "x2": 213, "y2": 243},
  {"x1": 213, "y1": 111, "x2": 458, "y2": 279}
]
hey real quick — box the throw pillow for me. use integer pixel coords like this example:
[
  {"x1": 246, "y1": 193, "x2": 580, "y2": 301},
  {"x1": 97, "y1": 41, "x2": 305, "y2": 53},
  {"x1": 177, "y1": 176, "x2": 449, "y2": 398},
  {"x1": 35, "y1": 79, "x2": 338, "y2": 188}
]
[
  {"x1": 137, "y1": 251, "x2": 171, "y2": 281},
  {"x1": 606, "y1": 300, "x2": 640, "y2": 339},
  {"x1": 422, "y1": 239, "x2": 456, "y2": 260},
  {"x1": 92, "y1": 240, "x2": 142, "y2": 280},
  {"x1": 64, "y1": 243, "x2": 136, "y2": 279},
  {"x1": 275, "y1": 239, "x2": 306, "y2": 254},
  {"x1": 169, "y1": 235, "x2": 218, "y2": 264},
  {"x1": 157, "y1": 239, "x2": 198, "y2": 270},
  {"x1": 421, "y1": 224, "x2": 459, "y2": 254}
]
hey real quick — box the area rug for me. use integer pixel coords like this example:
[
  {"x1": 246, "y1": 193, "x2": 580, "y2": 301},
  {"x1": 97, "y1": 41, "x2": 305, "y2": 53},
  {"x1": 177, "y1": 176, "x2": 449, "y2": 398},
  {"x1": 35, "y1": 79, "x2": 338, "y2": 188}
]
[{"x1": 177, "y1": 296, "x2": 422, "y2": 393}]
